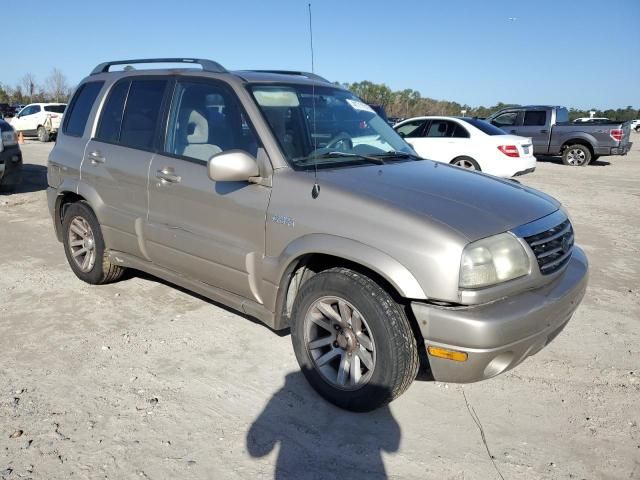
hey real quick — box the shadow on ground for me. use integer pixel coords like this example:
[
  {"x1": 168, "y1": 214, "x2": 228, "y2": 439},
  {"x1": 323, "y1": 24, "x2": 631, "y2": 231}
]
[
  {"x1": 535, "y1": 155, "x2": 611, "y2": 167},
  {"x1": 0, "y1": 164, "x2": 48, "y2": 195},
  {"x1": 246, "y1": 371, "x2": 401, "y2": 480}
]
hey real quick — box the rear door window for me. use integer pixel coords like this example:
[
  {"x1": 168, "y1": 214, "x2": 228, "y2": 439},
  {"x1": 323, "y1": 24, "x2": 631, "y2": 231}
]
[
  {"x1": 96, "y1": 78, "x2": 167, "y2": 150},
  {"x1": 426, "y1": 120, "x2": 457, "y2": 137},
  {"x1": 63, "y1": 82, "x2": 103, "y2": 137},
  {"x1": 96, "y1": 80, "x2": 130, "y2": 143},
  {"x1": 119, "y1": 79, "x2": 168, "y2": 150},
  {"x1": 523, "y1": 111, "x2": 547, "y2": 126}
]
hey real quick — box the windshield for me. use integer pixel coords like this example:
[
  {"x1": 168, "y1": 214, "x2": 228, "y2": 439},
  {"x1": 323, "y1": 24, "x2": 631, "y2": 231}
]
[{"x1": 250, "y1": 85, "x2": 416, "y2": 169}]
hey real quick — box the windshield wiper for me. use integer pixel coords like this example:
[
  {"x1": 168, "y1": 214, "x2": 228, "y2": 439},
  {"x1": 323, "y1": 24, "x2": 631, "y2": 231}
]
[
  {"x1": 373, "y1": 151, "x2": 423, "y2": 161},
  {"x1": 295, "y1": 151, "x2": 386, "y2": 165}
]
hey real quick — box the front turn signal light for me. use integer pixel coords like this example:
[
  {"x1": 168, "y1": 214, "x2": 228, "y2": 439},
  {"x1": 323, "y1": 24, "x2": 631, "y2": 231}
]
[{"x1": 427, "y1": 346, "x2": 468, "y2": 362}]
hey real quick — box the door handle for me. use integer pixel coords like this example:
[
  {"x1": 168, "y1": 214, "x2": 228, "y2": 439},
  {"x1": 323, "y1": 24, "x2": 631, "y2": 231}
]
[
  {"x1": 510, "y1": 129, "x2": 517, "y2": 134},
  {"x1": 540, "y1": 129, "x2": 548, "y2": 133},
  {"x1": 88, "y1": 151, "x2": 105, "y2": 164},
  {"x1": 155, "y1": 168, "x2": 181, "y2": 184}
]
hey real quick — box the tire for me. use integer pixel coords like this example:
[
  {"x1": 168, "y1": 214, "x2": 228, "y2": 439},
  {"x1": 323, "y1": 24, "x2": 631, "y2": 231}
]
[
  {"x1": 562, "y1": 144, "x2": 591, "y2": 166},
  {"x1": 37, "y1": 126, "x2": 50, "y2": 142},
  {"x1": 450, "y1": 156, "x2": 481, "y2": 171},
  {"x1": 290, "y1": 267, "x2": 419, "y2": 412},
  {"x1": 62, "y1": 202, "x2": 125, "y2": 284}
]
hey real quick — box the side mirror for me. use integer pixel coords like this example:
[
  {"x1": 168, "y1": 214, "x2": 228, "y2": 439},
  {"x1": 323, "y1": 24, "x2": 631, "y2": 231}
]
[{"x1": 207, "y1": 150, "x2": 259, "y2": 182}]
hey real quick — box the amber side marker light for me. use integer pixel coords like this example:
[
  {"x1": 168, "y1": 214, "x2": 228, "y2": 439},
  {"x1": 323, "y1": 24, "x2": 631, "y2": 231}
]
[{"x1": 427, "y1": 346, "x2": 468, "y2": 362}]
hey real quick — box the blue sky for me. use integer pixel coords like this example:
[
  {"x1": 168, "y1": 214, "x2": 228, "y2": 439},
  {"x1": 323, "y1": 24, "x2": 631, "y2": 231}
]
[{"x1": 3, "y1": 0, "x2": 639, "y2": 109}]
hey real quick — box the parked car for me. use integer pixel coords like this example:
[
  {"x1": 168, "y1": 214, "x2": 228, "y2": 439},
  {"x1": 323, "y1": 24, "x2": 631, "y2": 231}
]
[
  {"x1": 0, "y1": 118, "x2": 23, "y2": 192},
  {"x1": 485, "y1": 106, "x2": 632, "y2": 166},
  {"x1": 48, "y1": 58, "x2": 588, "y2": 412},
  {"x1": 393, "y1": 116, "x2": 536, "y2": 177},
  {"x1": 8, "y1": 102, "x2": 67, "y2": 142},
  {"x1": 0, "y1": 103, "x2": 16, "y2": 119},
  {"x1": 631, "y1": 119, "x2": 640, "y2": 132}
]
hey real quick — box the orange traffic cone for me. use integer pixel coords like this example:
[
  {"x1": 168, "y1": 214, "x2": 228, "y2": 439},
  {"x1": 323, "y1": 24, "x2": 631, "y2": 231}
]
[{"x1": 18, "y1": 131, "x2": 24, "y2": 145}]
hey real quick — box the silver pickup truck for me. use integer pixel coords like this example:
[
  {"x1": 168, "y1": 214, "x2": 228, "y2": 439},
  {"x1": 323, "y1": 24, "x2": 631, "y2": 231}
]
[
  {"x1": 47, "y1": 58, "x2": 589, "y2": 411},
  {"x1": 486, "y1": 105, "x2": 632, "y2": 166}
]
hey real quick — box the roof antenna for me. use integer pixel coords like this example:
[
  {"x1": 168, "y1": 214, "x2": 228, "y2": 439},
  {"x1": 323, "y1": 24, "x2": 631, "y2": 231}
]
[{"x1": 308, "y1": 2, "x2": 320, "y2": 199}]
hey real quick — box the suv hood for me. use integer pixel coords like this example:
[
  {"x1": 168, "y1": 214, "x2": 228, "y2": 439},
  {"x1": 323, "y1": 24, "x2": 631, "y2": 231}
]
[{"x1": 318, "y1": 160, "x2": 559, "y2": 241}]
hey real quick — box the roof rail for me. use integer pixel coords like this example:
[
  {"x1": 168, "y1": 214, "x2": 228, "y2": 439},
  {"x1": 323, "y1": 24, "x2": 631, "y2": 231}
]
[
  {"x1": 249, "y1": 70, "x2": 330, "y2": 83},
  {"x1": 90, "y1": 58, "x2": 227, "y2": 75}
]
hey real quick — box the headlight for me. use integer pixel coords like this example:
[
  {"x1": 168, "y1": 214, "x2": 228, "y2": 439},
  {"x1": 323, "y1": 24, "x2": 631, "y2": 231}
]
[{"x1": 460, "y1": 232, "x2": 530, "y2": 288}]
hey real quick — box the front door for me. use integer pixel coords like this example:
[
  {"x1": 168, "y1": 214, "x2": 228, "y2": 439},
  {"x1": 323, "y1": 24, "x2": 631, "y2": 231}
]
[
  {"x1": 145, "y1": 78, "x2": 271, "y2": 302},
  {"x1": 12, "y1": 105, "x2": 40, "y2": 134},
  {"x1": 513, "y1": 110, "x2": 550, "y2": 154},
  {"x1": 413, "y1": 119, "x2": 470, "y2": 162}
]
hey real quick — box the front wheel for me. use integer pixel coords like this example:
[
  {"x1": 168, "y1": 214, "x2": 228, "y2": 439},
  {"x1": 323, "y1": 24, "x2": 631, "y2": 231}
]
[
  {"x1": 562, "y1": 144, "x2": 591, "y2": 166},
  {"x1": 37, "y1": 126, "x2": 50, "y2": 142},
  {"x1": 450, "y1": 156, "x2": 481, "y2": 171},
  {"x1": 290, "y1": 268, "x2": 419, "y2": 412}
]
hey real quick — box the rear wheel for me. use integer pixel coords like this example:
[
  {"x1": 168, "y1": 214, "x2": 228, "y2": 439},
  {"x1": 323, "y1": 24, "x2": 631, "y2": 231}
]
[
  {"x1": 450, "y1": 156, "x2": 480, "y2": 171},
  {"x1": 62, "y1": 202, "x2": 125, "y2": 284},
  {"x1": 37, "y1": 126, "x2": 50, "y2": 142},
  {"x1": 562, "y1": 144, "x2": 591, "y2": 166},
  {"x1": 290, "y1": 267, "x2": 419, "y2": 412}
]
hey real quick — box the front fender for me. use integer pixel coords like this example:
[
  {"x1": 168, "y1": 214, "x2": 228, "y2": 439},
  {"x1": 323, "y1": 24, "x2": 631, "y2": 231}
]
[{"x1": 268, "y1": 233, "x2": 427, "y2": 300}]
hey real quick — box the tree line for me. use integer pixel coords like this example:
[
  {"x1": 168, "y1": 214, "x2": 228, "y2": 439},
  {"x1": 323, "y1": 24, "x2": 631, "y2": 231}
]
[
  {"x1": 1, "y1": 71, "x2": 637, "y2": 122},
  {"x1": 339, "y1": 80, "x2": 640, "y2": 121},
  {"x1": 0, "y1": 69, "x2": 71, "y2": 105}
]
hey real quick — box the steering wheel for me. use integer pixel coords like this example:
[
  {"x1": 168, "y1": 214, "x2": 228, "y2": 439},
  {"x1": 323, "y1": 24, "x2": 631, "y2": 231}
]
[{"x1": 325, "y1": 132, "x2": 353, "y2": 151}]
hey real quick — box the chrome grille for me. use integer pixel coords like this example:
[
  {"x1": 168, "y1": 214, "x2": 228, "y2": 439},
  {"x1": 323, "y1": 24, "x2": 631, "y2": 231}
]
[{"x1": 523, "y1": 219, "x2": 574, "y2": 275}]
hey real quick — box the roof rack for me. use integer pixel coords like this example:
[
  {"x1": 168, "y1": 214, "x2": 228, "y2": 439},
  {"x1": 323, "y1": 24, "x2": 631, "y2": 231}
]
[
  {"x1": 249, "y1": 70, "x2": 330, "y2": 83},
  {"x1": 90, "y1": 58, "x2": 227, "y2": 75}
]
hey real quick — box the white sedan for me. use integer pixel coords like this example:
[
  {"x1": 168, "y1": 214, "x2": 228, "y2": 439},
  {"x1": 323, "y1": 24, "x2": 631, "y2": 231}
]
[{"x1": 393, "y1": 116, "x2": 536, "y2": 178}]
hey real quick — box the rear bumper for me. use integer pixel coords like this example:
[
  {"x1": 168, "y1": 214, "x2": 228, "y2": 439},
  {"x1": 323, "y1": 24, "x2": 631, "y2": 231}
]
[
  {"x1": 0, "y1": 147, "x2": 22, "y2": 186},
  {"x1": 595, "y1": 143, "x2": 632, "y2": 156},
  {"x1": 490, "y1": 155, "x2": 537, "y2": 178},
  {"x1": 412, "y1": 246, "x2": 588, "y2": 383}
]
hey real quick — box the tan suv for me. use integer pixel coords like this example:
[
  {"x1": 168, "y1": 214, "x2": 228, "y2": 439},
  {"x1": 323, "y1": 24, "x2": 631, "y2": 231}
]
[{"x1": 47, "y1": 58, "x2": 588, "y2": 411}]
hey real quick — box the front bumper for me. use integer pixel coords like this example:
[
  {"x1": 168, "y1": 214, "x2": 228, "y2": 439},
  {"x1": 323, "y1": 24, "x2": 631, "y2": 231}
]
[
  {"x1": 0, "y1": 146, "x2": 22, "y2": 186},
  {"x1": 412, "y1": 246, "x2": 588, "y2": 383}
]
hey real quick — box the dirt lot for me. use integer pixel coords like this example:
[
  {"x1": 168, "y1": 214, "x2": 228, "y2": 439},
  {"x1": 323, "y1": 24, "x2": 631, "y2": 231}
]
[{"x1": 1, "y1": 137, "x2": 639, "y2": 480}]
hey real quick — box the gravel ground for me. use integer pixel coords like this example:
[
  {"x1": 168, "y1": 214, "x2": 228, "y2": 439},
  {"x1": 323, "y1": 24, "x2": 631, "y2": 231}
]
[{"x1": 1, "y1": 137, "x2": 639, "y2": 480}]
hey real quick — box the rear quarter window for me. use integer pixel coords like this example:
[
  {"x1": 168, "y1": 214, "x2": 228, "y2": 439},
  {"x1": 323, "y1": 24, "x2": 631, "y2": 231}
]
[
  {"x1": 63, "y1": 82, "x2": 104, "y2": 137},
  {"x1": 45, "y1": 105, "x2": 67, "y2": 114},
  {"x1": 460, "y1": 118, "x2": 506, "y2": 135}
]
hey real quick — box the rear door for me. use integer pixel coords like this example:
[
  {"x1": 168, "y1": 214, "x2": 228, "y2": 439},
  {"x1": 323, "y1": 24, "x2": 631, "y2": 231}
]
[
  {"x1": 145, "y1": 78, "x2": 271, "y2": 301},
  {"x1": 82, "y1": 77, "x2": 169, "y2": 257}
]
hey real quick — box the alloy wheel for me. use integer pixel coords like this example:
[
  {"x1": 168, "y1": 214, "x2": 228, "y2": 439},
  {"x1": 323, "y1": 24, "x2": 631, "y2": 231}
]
[
  {"x1": 304, "y1": 296, "x2": 376, "y2": 390},
  {"x1": 566, "y1": 148, "x2": 586, "y2": 166},
  {"x1": 67, "y1": 216, "x2": 97, "y2": 272}
]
